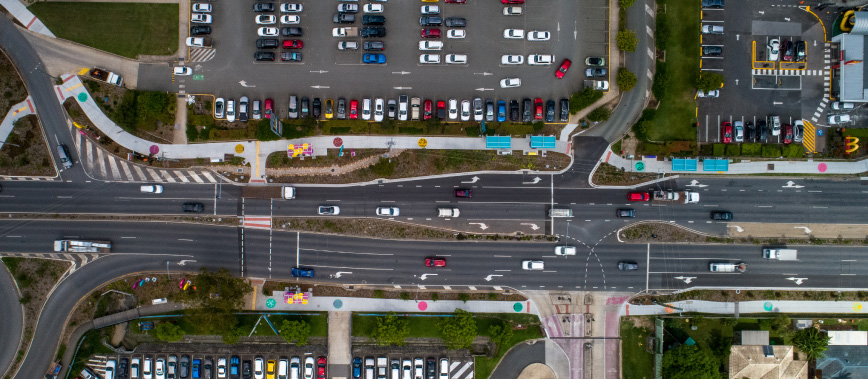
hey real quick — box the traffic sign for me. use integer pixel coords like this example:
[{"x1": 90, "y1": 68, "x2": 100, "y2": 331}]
[{"x1": 635, "y1": 162, "x2": 645, "y2": 171}]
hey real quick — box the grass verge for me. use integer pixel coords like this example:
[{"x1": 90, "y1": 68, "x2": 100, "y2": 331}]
[
  {"x1": 621, "y1": 317, "x2": 655, "y2": 379},
  {"x1": 29, "y1": 3, "x2": 178, "y2": 59}
]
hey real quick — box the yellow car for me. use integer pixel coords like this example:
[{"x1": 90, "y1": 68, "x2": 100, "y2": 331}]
[
  {"x1": 422, "y1": 0, "x2": 438, "y2": 2},
  {"x1": 325, "y1": 98, "x2": 334, "y2": 119},
  {"x1": 267, "y1": 360, "x2": 276, "y2": 379}
]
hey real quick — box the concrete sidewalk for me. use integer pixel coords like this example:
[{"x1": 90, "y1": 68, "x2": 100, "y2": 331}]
[
  {"x1": 623, "y1": 299, "x2": 868, "y2": 316},
  {"x1": 0, "y1": 96, "x2": 35, "y2": 150},
  {"x1": 0, "y1": 0, "x2": 55, "y2": 37}
]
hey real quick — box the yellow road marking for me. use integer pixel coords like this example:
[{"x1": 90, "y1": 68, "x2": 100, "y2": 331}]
[
  {"x1": 64, "y1": 83, "x2": 82, "y2": 92},
  {"x1": 77, "y1": 68, "x2": 89, "y2": 75},
  {"x1": 256, "y1": 141, "x2": 261, "y2": 179}
]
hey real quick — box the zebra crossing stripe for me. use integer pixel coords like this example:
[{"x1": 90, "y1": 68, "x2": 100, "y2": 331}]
[
  {"x1": 443, "y1": 286, "x2": 451, "y2": 290},
  {"x1": 201, "y1": 171, "x2": 216, "y2": 182},
  {"x1": 118, "y1": 160, "x2": 132, "y2": 181},
  {"x1": 468, "y1": 286, "x2": 476, "y2": 290},
  {"x1": 145, "y1": 168, "x2": 163, "y2": 182},
  {"x1": 95, "y1": 145, "x2": 107, "y2": 177},
  {"x1": 84, "y1": 139, "x2": 94, "y2": 171},
  {"x1": 131, "y1": 164, "x2": 147, "y2": 181},
  {"x1": 177, "y1": 173, "x2": 190, "y2": 182},
  {"x1": 451, "y1": 363, "x2": 472, "y2": 379},
  {"x1": 107, "y1": 154, "x2": 121, "y2": 179},
  {"x1": 188, "y1": 171, "x2": 204, "y2": 183},
  {"x1": 161, "y1": 170, "x2": 177, "y2": 183},
  {"x1": 492, "y1": 286, "x2": 502, "y2": 291}
]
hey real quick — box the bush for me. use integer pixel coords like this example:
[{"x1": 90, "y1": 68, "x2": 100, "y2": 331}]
[
  {"x1": 256, "y1": 120, "x2": 281, "y2": 141},
  {"x1": 696, "y1": 72, "x2": 725, "y2": 92},
  {"x1": 655, "y1": 7, "x2": 669, "y2": 50},
  {"x1": 587, "y1": 107, "x2": 611, "y2": 122},
  {"x1": 619, "y1": 0, "x2": 635, "y2": 8},
  {"x1": 741, "y1": 143, "x2": 762, "y2": 156},
  {"x1": 186, "y1": 124, "x2": 199, "y2": 141},
  {"x1": 569, "y1": 88, "x2": 604, "y2": 114},
  {"x1": 762, "y1": 145, "x2": 782, "y2": 157},
  {"x1": 370, "y1": 158, "x2": 395, "y2": 177},
  {"x1": 652, "y1": 62, "x2": 669, "y2": 100},
  {"x1": 725, "y1": 144, "x2": 740, "y2": 156},
  {"x1": 617, "y1": 30, "x2": 638, "y2": 52},
  {"x1": 712, "y1": 144, "x2": 725, "y2": 156},
  {"x1": 782, "y1": 144, "x2": 803, "y2": 158},
  {"x1": 633, "y1": 120, "x2": 652, "y2": 141},
  {"x1": 617, "y1": 69, "x2": 638, "y2": 92}
]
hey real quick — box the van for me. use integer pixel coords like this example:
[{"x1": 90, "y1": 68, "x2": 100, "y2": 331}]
[
  {"x1": 141, "y1": 185, "x2": 164, "y2": 194},
  {"x1": 282, "y1": 186, "x2": 296, "y2": 199},
  {"x1": 131, "y1": 357, "x2": 141, "y2": 378},
  {"x1": 57, "y1": 144, "x2": 73, "y2": 169},
  {"x1": 548, "y1": 208, "x2": 573, "y2": 217},
  {"x1": 106, "y1": 359, "x2": 117, "y2": 379},
  {"x1": 437, "y1": 208, "x2": 459, "y2": 218},
  {"x1": 144, "y1": 357, "x2": 153, "y2": 379},
  {"x1": 278, "y1": 359, "x2": 289, "y2": 379}
]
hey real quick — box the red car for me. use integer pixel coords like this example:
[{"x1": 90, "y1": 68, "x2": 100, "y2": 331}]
[
  {"x1": 534, "y1": 98, "x2": 543, "y2": 120},
  {"x1": 436, "y1": 100, "x2": 446, "y2": 120},
  {"x1": 425, "y1": 257, "x2": 447, "y2": 267},
  {"x1": 555, "y1": 59, "x2": 572, "y2": 79},
  {"x1": 783, "y1": 124, "x2": 793, "y2": 144},
  {"x1": 423, "y1": 100, "x2": 433, "y2": 120},
  {"x1": 317, "y1": 357, "x2": 326, "y2": 379},
  {"x1": 421, "y1": 28, "x2": 441, "y2": 38},
  {"x1": 720, "y1": 121, "x2": 732, "y2": 143},
  {"x1": 349, "y1": 99, "x2": 358, "y2": 119},
  {"x1": 454, "y1": 189, "x2": 472, "y2": 198},
  {"x1": 501, "y1": 0, "x2": 524, "y2": 3},
  {"x1": 627, "y1": 192, "x2": 650, "y2": 202},
  {"x1": 283, "y1": 39, "x2": 303, "y2": 49},
  {"x1": 264, "y1": 98, "x2": 274, "y2": 119}
]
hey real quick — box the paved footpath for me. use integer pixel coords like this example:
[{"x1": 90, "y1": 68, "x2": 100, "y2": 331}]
[
  {"x1": 0, "y1": 96, "x2": 36, "y2": 149},
  {"x1": 623, "y1": 299, "x2": 868, "y2": 316},
  {"x1": 0, "y1": 0, "x2": 54, "y2": 37}
]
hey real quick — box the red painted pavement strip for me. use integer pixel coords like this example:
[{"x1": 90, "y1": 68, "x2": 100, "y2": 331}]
[
  {"x1": 55, "y1": 87, "x2": 64, "y2": 101},
  {"x1": 25, "y1": 17, "x2": 36, "y2": 29},
  {"x1": 605, "y1": 150, "x2": 611, "y2": 163},
  {"x1": 604, "y1": 340, "x2": 620, "y2": 379},
  {"x1": 26, "y1": 98, "x2": 34, "y2": 113},
  {"x1": 62, "y1": 75, "x2": 76, "y2": 83}
]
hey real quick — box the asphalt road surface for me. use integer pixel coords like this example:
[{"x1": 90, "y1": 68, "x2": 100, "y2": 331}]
[{"x1": 0, "y1": 264, "x2": 23, "y2": 379}]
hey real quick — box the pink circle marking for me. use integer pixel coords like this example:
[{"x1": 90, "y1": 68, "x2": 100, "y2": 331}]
[
  {"x1": 418, "y1": 301, "x2": 428, "y2": 311},
  {"x1": 818, "y1": 163, "x2": 827, "y2": 173}
]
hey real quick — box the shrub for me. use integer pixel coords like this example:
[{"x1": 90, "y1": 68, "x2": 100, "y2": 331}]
[
  {"x1": 620, "y1": 0, "x2": 635, "y2": 8},
  {"x1": 725, "y1": 144, "x2": 740, "y2": 156},
  {"x1": 741, "y1": 143, "x2": 762, "y2": 156},
  {"x1": 782, "y1": 144, "x2": 803, "y2": 158},
  {"x1": 569, "y1": 88, "x2": 604, "y2": 114},
  {"x1": 617, "y1": 69, "x2": 638, "y2": 92},
  {"x1": 370, "y1": 158, "x2": 395, "y2": 177},
  {"x1": 696, "y1": 72, "x2": 725, "y2": 92},
  {"x1": 655, "y1": 8, "x2": 669, "y2": 50},
  {"x1": 617, "y1": 30, "x2": 638, "y2": 52},
  {"x1": 712, "y1": 144, "x2": 725, "y2": 156},
  {"x1": 587, "y1": 107, "x2": 611, "y2": 122},
  {"x1": 186, "y1": 124, "x2": 199, "y2": 141},
  {"x1": 652, "y1": 62, "x2": 669, "y2": 100},
  {"x1": 762, "y1": 145, "x2": 782, "y2": 158}
]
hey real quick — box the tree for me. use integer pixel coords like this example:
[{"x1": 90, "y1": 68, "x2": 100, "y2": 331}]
[
  {"x1": 569, "y1": 88, "x2": 603, "y2": 113},
  {"x1": 155, "y1": 322, "x2": 185, "y2": 342},
  {"x1": 617, "y1": 30, "x2": 638, "y2": 52},
  {"x1": 587, "y1": 107, "x2": 611, "y2": 122},
  {"x1": 439, "y1": 309, "x2": 477, "y2": 350},
  {"x1": 619, "y1": 0, "x2": 635, "y2": 7},
  {"x1": 662, "y1": 345, "x2": 720, "y2": 379},
  {"x1": 617, "y1": 69, "x2": 638, "y2": 92},
  {"x1": 792, "y1": 327, "x2": 830, "y2": 360},
  {"x1": 280, "y1": 320, "x2": 311, "y2": 346},
  {"x1": 695, "y1": 72, "x2": 724, "y2": 92},
  {"x1": 179, "y1": 268, "x2": 252, "y2": 342},
  {"x1": 771, "y1": 314, "x2": 791, "y2": 333},
  {"x1": 488, "y1": 322, "x2": 514, "y2": 354},
  {"x1": 372, "y1": 312, "x2": 410, "y2": 346}
]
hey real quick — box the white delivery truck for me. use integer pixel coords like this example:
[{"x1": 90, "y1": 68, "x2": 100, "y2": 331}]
[
  {"x1": 762, "y1": 248, "x2": 797, "y2": 261},
  {"x1": 709, "y1": 262, "x2": 747, "y2": 272}
]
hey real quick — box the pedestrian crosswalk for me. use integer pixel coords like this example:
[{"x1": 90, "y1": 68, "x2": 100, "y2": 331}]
[
  {"x1": 189, "y1": 48, "x2": 216, "y2": 62},
  {"x1": 751, "y1": 69, "x2": 827, "y2": 76}
]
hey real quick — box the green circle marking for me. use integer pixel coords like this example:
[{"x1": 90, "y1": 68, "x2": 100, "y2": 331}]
[
  {"x1": 635, "y1": 162, "x2": 645, "y2": 172},
  {"x1": 265, "y1": 298, "x2": 276, "y2": 308},
  {"x1": 763, "y1": 302, "x2": 773, "y2": 312},
  {"x1": 513, "y1": 302, "x2": 523, "y2": 312},
  {"x1": 77, "y1": 93, "x2": 88, "y2": 102}
]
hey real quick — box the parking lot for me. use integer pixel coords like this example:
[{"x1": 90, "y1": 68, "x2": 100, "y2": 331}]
[
  {"x1": 139, "y1": 0, "x2": 610, "y2": 121},
  {"x1": 695, "y1": 0, "x2": 830, "y2": 152}
]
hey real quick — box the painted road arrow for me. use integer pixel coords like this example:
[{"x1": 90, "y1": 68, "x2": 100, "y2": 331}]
[
  {"x1": 334, "y1": 271, "x2": 352, "y2": 278},
  {"x1": 461, "y1": 176, "x2": 480, "y2": 184},
  {"x1": 484, "y1": 274, "x2": 503, "y2": 282}
]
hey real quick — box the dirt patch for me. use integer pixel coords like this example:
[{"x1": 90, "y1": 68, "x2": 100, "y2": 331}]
[
  {"x1": 262, "y1": 281, "x2": 528, "y2": 302},
  {"x1": 633, "y1": 289, "x2": 868, "y2": 305},
  {"x1": 592, "y1": 162, "x2": 660, "y2": 186},
  {"x1": 7, "y1": 214, "x2": 241, "y2": 227},
  {"x1": 517, "y1": 363, "x2": 555, "y2": 379},
  {"x1": 0, "y1": 48, "x2": 28, "y2": 118},
  {"x1": 0, "y1": 115, "x2": 55, "y2": 176},
  {"x1": 1, "y1": 258, "x2": 71, "y2": 373},
  {"x1": 620, "y1": 221, "x2": 868, "y2": 246},
  {"x1": 267, "y1": 148, "x2": 387, "y2": 169},
  {"x1": 619, "y1": 222, "x2": 710, "y2": 243},
  {"x1": 271, "y1": 150, "x2": 571, "y2": 184},
  {"x1": 274, "y1": 218, "x2": 555, "y2": 241}
]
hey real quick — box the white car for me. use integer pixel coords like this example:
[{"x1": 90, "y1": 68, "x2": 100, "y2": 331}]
[
  {"x1": 362, "y1": 98, "x2": 372, "y2": 120},
  {"x1": 446, "y1": 54, "x2": 467, "y2": 64},
  {"x1": 155, "y1": 359, "x2": 166, "y2": 379},
  {"x1": 256, "y1": 15, "x2": 277, "y2": 24},
  {"x1": 503, "y1": 6, "x2": 522, "y2": 15},
  {"x1": 421, "y1": 5, "x2": 440, "y2": 14},
  {"x1": 460, "y1": 100, "x2": 471, "y2": 121},
  {"x1": 503, "y1": 29, "x2": 524, "y2": 39},
  {"x1": 281, "y1": 3, "x2": 302, "y2": 12},
  {"x1": 402, "y1": 360, "x2": 412, "y2": 379},
  {"x1": 501, "y1": 55, "x2": 523, "y2": 65},
  {"x1": 141, "y1": 185, "x2": 164, "y2": 193},
  {"x1": 696, "y1": 89, "x2": 719, "y2": 98},
  {"x1": 554, "y1": 245, "x2": 576, "y2": 256},
  {"x1": 192, "y1": 3, "x2": 211, "y2": 12},
  {"x1": 191, "y1": 13, "x2": 212, "y2": 24},
  {"x1": 500, "y1": 78, "x2": 521, "y2": 88},
  {"x1": 376, "y1": 207, "x2": 400, "y2": 216},
  {"x1": 769, "y1": 115, "x2": 781, "y2": 136},
  {"x1": 522, "y1": 260, "x2": 544, "y2": 270},
  {"x1": 226, "y1": 99, "x2": 236, "y2": 122},
  {"x1": 365, "y1": 4, "x2": 384, "y2": 13},
  {"x1": 527, "y1": 30, "x2": 551, "y2": 41},
  {"x1": 448, "y1": 99, "x2": 458, "y2": 120},
  {"x1": 832, "y1": 102, "x2": 855, "y2": 110},
  {"x1": 254, "y1": 357, "x2": 265, "y2": 379},
  {"x1": 185, "y1": 37, "x2": 208, "y2": 47},
  {"x1": 828, "y1": 114, "x2": 852, "y2": 125},
  {"x1": 338, "y1": 3, "x2": 358, "y2": 12},
  {"x1": 447, "y1": 29, "x2": 465, "y2": 39},
  {"x1": 304, "y1": 357, "x2": 315, "y2": 379},
  {"x1": 438, "y1": 359, "x2": 448, "y2": 379},
  {"x1": 214, "y1": 97, "x2": 225, "y2": 118},
  {"x1": 528, "y1": 54, "x2": 555, "y2": 65},
  {"x1": 374, "y1": 98, "x2": 385, "y2": 122},
  {"x1": 173, "y1": 67, "x2": 192, "y2": 76},
  {"x1": 419, "y1": 54, "x2": 441, "y2": 64},
  {"x1": 413, "y1": 359, "x2": 424, "y2": 379},
  {"x1": 339, "y1": 41, "x2": 359, "y2": 50},
  {"x1": 281, "y1": 15, "x2": 300, "y2": 24},
  {"x1": 419, "y1": 41, "x2": 443, "y2": 51},
  {"x1": 768, "y1": 39, "x2": 780, "y2": 61},
  {"x1": 106, "y1": 360, "x2": 117, "y2": 379},
  {"x1": 217, "y1": 358, "x2": 227, "y2": 378},
  {"x1": 258, "y1": 27, "x2": 279, "y2": 37}
]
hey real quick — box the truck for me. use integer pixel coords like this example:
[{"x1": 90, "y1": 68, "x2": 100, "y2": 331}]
[
  {"x1": 332, "y1": 27, "x2": 359, "y2": 37},
  {"x1": 763, "y1": 248, "x2": 798, "y2": 261},
  {"x1": 376, "y1": 357, "x2": 388, "y2": 379},
  {"x1": 54, "y1": 240, "x2": 111, "y2": 253},
  {"x1": 584, "y1": 80, "x2": 609, "y2": 91},
  {"x1": 709, "y1": 262, "x2": 747, "y2": 272},
  {"x1": 89, "y1": 68, "x2": 124, "y2": 87},
  {"x1": 652, "y1": 190, "x2": 700, "y2": 204},
  {"x1": 240, "y1": 186, "x2": 296, "y2": 199}
]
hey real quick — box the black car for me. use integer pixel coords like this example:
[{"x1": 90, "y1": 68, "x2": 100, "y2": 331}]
[
  {"x1": 253, "y1": 2, "x2": 274, "y2": 12},
  {"x1": 559, "y1": 98, "x2": 569, "y2": 122},
  {"x1": 363, "y1": 41, "x2": 385, "y2": 51},
  {"x1": 710, "y1": 211, "x2": 733, "y2": 221},
  {"x1": 795, "y1": 41, "x2": 806, "y2": 62},
  {"x1": 420, "y1": 16, "x2": 442, "y2": 26},
  {"x1": 363, "y1": 15, "x2": 386, "y2": 25},
  {"x1": 333, "y1": 13, "x2": 355, "y2": 24},
  {"x1": 745, "y1": 121, "x2": 755, "y2": 142},
  {"x1": 545, "y1": 100, "x2": 555, "y2": 122},
  {"x1": 312, "y1": 98, "x2": 322, "y2": 118},
  {"x1": 618, "y1": 261, "x2": 639, "y2": 270},
  {"x1": 256, "y1": 38, "x2": 279, "y2": 49},
  {"x1": 757, "y1": 119, "x2": 768, "y2": 143},
  {"x1": 118, "y1": 358, "x2": 129, "y2": 379},
  {"x1": 509, "y1": 100, "x2": 520, "y2": 121},
  {"x1": 702, "y1": 46, "x2": 722, "y2": 56},
  {"x1": 301, "y1": 97, "x2": 310, "y2": 117},
  {"x1": 485, "y1": 99, "x2": 494, "y2": 122},
  {"x1": 282, "y1": 27, "x2": 303, "y2": 37},
  {"x1": 183, "y1": 202, "x2": 204, "y2": 212},
  {"x1": 426, "y1": 358, "x2": 436, "y2": 379},
  {"x1": 254, "y1": 52, "x2": 275, "y2": 61},
  {"x1": 445, "y1": 17, "x2": 466, "y2": 27},
  {"x1": 616, "y1": 209, "x2": 635, "y2": 218},
  {"x1": 241, "y1": 360, "x2": 251, "y2": 379},
  {"x1": 190, "y1": 26, "x2": 211, "y2": 35},
  {"x1": 281, "y1": 52, "x2": 302, "y2": 62},
  {"x1": 361, "y1": 26, "x2": 386, "y2": 37},
  {"x1": 522, "y1": 98, "x2": 532, "y2": 122},
  {"x1": 701, "y1": 0, "x2": 724, "y2": 8},
  {"x1": 337, "y1": 98, "x2": 347, "y2": 119}
]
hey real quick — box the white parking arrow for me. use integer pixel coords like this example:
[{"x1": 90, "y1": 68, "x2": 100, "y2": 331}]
[
  {"x1": 461, "y1": 176, "x2": 480, "y2": 184},
  {"x1": 420, "y1": 273, "x2": 438, "y2": 280},
  {"x1": 484, "y1": 274, "x2": 503, "y2": 282},
  {"x1": 783, "y1": 181, "x2": 805, "y2": 188},
  {"x1": 674, "y1": 276, "x2": 696, "y2": 284},
  {"x1": 794, "y1": 226, "x2": 812, "y2": 234},
  {"x1": 520, "y1": 223, "x2": 540, "y2": 230},
  {"x1": 523, "y1": 177, "x2": 542, "y2": 184},
  {"x1": 334, "y1": 271, "x2": 352, "y2": 278},
  {"x1": 178, "y1": 260, "x2": 197, "y2": 266},
  {"x1": 685, "y1": 180, "x2": 707, "y2": 187},
  {"x1": 469, "y1": 223, "x2": 488, "y2": 230},
  {"x1": 787, "y1": 277, "x2": 807, "y2": 285}
]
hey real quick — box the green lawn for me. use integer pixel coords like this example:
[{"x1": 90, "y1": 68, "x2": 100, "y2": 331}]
[
  {"x1": 131, "y1": 313, "x2": 328, "y2": 338},
  {"x1": 29, "y1": 3, "x2": 178, "y2": 59},
  {"x1": 649, "y1": 0, "x2": 700, "y2": 140},
  {"x1": 621, "y1": 318, "x2": 655, "y2": 379}
]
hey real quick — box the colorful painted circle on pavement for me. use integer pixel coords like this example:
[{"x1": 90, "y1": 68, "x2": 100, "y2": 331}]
[
  {"x1": 235, "y1": 144, "x2": 245, "y2": 154},
  {"x1": 418, "y1": 301, "x2": 428, "y2": 311},
  {"x1": 418, "y1": 138, "x2": 428, "y2": 148},
  {"x1": 149, "y1": 145, "x2": 159, "y2": 155},
  {"x1": 333, "y1": 137, "x2": 343, "y2": 147},
  {"x1": 664, "y1": 303, "x2": 674, "y2": 313},
  {"x1": 266, "y1": 298, "x2": 276, "y2": 308},
  {"x1": 513, "y1": 302, "x2": 523, "y2": 312},
  {"x1": 854, "y1": 303, "x2": 863, "y2": 312},
  {"x1": 763, "y1": 302, "x2": 773, "y2": 311},
  {"x1": 333, "y1": 299, "x2": 343, "y2": 309},
  {"x1": 818, "y1": 163, "x2": 828, "y2": 173},
  {"x1": 77, "y1": 93, "x2": 88, "y2": 102},
  {"x1": 635, "y1": 162, "x2": 645, "y2": 171}
]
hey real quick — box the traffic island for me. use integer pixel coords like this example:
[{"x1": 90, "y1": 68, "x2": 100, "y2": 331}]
[{"x1": 619, "y1": 221, "x2": 868, "y2": 245}]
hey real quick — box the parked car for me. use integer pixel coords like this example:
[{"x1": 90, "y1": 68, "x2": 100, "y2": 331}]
[
  {"x1": 720, "y1": 121, "x2": 732, "y2": 143},
  {"x1": 733, "y1": 120, "x2": 743, "y2": 143},
  {"x1": 782, "y1": 40, "x2": 794, "y2": 61},
  {"x1": 793, "y1": 120, "x2": 804, "y2": 143},
  {"x1": 783, "y1": 124, "x2": 794, "y2": 144},
  {"x1": 828, "y1": 114, "x2": 851, "y2": 125},
  {"x1": 768, "y1": 39, "x2": 780, "y2": 60},
  {"x1": 560, "y1": 98, "x2": 570, "y2": 122},
  {"x1": 703, "y1": 46, "x2": 722, "y2": 56}
]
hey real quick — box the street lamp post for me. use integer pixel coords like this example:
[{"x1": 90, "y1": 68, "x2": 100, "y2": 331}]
[{"x1": 166, "y1": 260, "x2": 170, "y2": 280}]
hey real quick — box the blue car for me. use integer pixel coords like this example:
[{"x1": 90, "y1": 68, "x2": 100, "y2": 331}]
[
  {"x1": 363, "y1": 53, "x2": 386, "y2": 64},
  {"x1": 292, "y1": 267, "x2": 315, "y2": 278},
  {"x1": 497, "y1": 100, "x2": 506, "y2": 122},
  {"x1": 352, "y1": 357, "x2": 362, "y2": 379},
  {"x1": 230, "y1": 356, "x2": 240, "y2": 376},
  {"x1": 192, "y1": 359, "x2": 200, "y2": 378}
]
